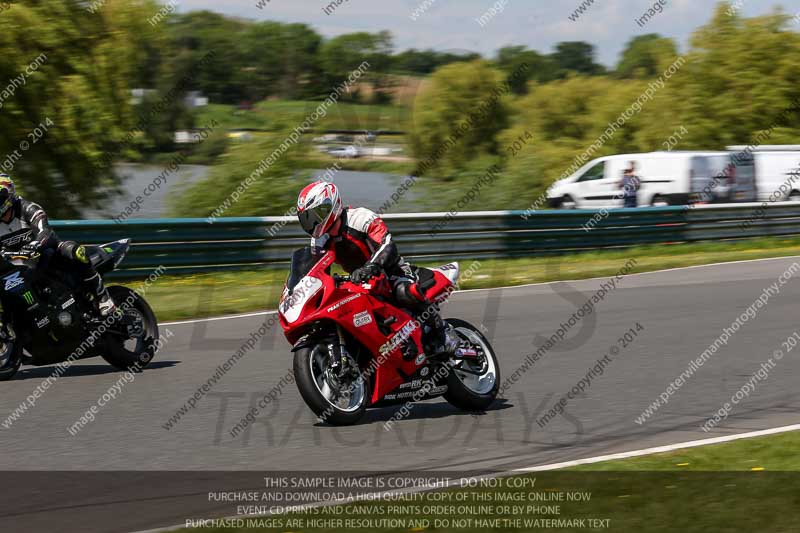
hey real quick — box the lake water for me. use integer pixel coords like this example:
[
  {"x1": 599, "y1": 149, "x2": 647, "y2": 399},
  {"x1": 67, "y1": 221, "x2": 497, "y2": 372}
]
[
  {"x1": 80, "y1": 165, "x2": 421, "y2": 220},
  {"x1": 81, "y1": 163, "x2": 211, "y2": 220}
]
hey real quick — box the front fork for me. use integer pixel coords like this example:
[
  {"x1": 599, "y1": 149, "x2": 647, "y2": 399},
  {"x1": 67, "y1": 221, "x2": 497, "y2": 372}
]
[{"x1": 329, "y1": 325, "x2": 350, "y2": 375}]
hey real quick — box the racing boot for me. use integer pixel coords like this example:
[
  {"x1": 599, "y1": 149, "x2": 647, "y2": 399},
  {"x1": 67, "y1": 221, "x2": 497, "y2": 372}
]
[
  {"x1": 97, "y1": 291, "x2": 117, "y2": 317},
  {"x1": 84, "y1": 272, "x2": 117, "y2": 317},
  {"x1": 422, "y1": 309, "x2": 459, "y2": 357}
]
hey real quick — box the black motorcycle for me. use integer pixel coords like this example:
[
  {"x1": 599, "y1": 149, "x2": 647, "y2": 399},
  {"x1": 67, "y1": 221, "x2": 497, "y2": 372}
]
[{"x1": 0, "y1": 238, "x2": 159, "y2": 381}]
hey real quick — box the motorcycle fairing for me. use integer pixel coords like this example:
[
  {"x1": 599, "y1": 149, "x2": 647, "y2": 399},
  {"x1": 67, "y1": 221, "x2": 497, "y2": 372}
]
[{"x1": 414, "y1": 263, "x2": 460, "y2": 303}]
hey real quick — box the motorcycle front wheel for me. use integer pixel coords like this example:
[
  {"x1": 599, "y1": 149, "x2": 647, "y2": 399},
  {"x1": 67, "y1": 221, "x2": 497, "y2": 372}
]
[
  {"x1": 0, "y1": 332, "x2": 22, "y2": 381},
  {"x1": 101, "y1": 286, "x2": 159, "y2": 371},
  {"x1": 294, "y1": 341, "x2": 369, "y2": 426}
]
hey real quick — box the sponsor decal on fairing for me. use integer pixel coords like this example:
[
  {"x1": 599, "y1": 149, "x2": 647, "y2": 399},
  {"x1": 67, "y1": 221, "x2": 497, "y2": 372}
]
[
  {"x1": 379, "y1": 320, "x2": 418, "y2": 357},
  {"x1": 353, "y1": 310, "x2": 372, "y2": 327}
]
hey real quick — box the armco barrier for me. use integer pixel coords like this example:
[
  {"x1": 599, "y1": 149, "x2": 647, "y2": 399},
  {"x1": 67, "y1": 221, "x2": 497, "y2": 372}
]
[{"x1": 49, "y1": 202, "x2": 800, "y2": 277}]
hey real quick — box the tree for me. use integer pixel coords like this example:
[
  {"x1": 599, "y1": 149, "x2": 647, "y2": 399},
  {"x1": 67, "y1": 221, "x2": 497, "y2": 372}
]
[
  {"x1": 616, "y1": 34, "x2": 679, "y2": 78},
  {"x1": 277, "y1": 24, "x2": 325, "y2": 98},
  {"x1": 392, "y1": 49, "x2": 482, "y2": 77},
  {"x1": 168, "y1": 11, "x2": 248, "y2": 104},
  {"x1": 495, "y1": 46, "x2": 558, "y2": 94},
  {"x1": 393, "y1": 49, "x2": 444, "y2": 75},
  {"x1": 408, "y1": 60, "x2": 510, "y2": 178},
  {"x1": 633, "y1": 4, "x2": 800, "y2": 150},
  {"x1": 551, "y1": 41, "x2": 605, "y2": 77},
  {"x1": 320, "y1": 32, "x2": 394, "y2": 101},
  {"x1": 240, "y1": 22, "x2": 324, "y2": 101},
  {"x1": 0, "y1": 0, "x2": 162, "y2": 217}
]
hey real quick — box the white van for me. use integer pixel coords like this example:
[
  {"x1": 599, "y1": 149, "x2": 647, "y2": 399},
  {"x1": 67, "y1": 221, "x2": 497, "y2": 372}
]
[
  {"x1": 727, "y1": 146, "x2": 800, "y2": 201},
  {"x1": 546, "y1": 151, "x2": 757, "y2": 209}
]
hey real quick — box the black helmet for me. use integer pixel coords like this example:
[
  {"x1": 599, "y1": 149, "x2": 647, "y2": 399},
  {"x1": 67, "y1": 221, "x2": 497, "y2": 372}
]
[{"x1": 0, "y1": 174, "x2": 18, "y2": 218}]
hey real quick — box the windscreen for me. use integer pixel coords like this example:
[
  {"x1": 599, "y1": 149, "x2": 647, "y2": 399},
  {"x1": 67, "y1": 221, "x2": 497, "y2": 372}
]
[{"x1": 287, "y1": 247, "x2": 318, "y2": 292}]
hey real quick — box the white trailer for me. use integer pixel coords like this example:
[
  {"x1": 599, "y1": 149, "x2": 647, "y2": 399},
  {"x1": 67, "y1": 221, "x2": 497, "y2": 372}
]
[{"x1": 727, "y1": 146, "x2": 800, "y2": 201}]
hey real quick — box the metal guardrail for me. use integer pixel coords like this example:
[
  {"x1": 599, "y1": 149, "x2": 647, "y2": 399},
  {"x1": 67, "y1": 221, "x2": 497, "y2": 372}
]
[{"x1": 50, "y1": 202, "x2": 800, "y2": 277}]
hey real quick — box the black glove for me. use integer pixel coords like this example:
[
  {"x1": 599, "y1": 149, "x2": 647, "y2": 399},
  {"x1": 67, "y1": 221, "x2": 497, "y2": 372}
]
[{"x1": 351, "y1": 262, "x2": 381, "y2": 284}]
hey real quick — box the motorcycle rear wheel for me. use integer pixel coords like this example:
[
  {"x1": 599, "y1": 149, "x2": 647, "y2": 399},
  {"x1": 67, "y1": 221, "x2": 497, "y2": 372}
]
[
  {"x1": 443, "y1": 318, "x2": 500, "y2": 411},
  {"x1": 101, "y1": 286, "x2": 159, "y2": 371},
  {"x1": 294, "y1": 342, "x2": 369, "y2": 426}
]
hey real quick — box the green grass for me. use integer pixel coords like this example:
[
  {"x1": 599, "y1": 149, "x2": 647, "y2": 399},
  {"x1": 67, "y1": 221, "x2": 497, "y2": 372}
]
[
  {"x1": 123, "y1": 269, "x2": 288, "y2": 322},
  {"x1": 460, "y1": 236, "x2": 800, "y2": 289},
  {"x1": 126, "y1": 235, "x2": 800, "y2": 322},
  {"x1": 172, "y1": 431, "x2": 800, "y2": 533},
  {"x1": 571, "y1": 430, "x2": 800, "y2": 472}
]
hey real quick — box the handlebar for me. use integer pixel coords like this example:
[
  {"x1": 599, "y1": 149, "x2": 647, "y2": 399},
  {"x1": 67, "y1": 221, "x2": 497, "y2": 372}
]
[
  {"x1": 1, "y1": 250, "x2": 33, "y2": 260},
  {"x1": 333, "y1": 273, "x2": 389, "y2": 297},
  {"x1": 0, "y1": 250, "x2": 41, "y2": 267},
  {"x1": 332, "y1": 274, "x2": 351, "y2": 284}
]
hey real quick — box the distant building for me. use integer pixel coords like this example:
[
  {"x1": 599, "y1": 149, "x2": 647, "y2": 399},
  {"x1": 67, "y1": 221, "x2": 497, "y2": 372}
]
[
  {"x1": 174, "y1": 130, "x2": 202, "y2": 144},
  {"x1": 184, "y1": 91, "x2": 209, "y2": 108},
  {"x1": 130, "y1": 88, "x2": 155, "y2": 105},
  {"x1": 131, "y1": 89, "x2": 208, "y2": 108}
]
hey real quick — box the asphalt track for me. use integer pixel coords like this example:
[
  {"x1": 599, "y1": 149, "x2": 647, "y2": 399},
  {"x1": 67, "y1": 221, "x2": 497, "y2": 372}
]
[{"x1": 4, "y1": 256, "x2": 800, "y2": 532}]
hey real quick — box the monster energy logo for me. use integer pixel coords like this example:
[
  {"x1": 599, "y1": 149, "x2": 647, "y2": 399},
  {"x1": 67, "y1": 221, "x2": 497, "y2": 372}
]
[{"x1": 22, "y1": 291, "x2": 33, "y2": 305}]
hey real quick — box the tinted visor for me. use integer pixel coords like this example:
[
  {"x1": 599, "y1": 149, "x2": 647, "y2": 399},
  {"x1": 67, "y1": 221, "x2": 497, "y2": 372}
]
[
  {"x1": 298, "y1": 202, "x2": 333, "y2": 236},
  {"x1": 0, "y1": 189, "x2": 11, "y2": 216}
]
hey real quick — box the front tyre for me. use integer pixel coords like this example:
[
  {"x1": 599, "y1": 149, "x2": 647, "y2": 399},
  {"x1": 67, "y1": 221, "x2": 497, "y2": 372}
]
[
  {"x1": 101, "y1": 286, "x2": 159, "y2": 371},
  {"x1": 443, "y1": 318, "x2": 500, "y2": 411},
  {"x1": 294, "y1": 342, "x2": 369, "y2": 426}
]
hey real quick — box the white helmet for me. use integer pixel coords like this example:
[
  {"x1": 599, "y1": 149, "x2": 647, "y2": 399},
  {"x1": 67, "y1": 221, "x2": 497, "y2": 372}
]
[{"x1": 297, "y1": 181, "x2": 343, "y2": 238}]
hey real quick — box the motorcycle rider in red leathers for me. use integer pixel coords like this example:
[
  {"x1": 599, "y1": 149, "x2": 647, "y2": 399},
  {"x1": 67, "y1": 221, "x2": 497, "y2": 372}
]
[{"x1": 296, "y1": 180, "x2": 459, "y2": 356}]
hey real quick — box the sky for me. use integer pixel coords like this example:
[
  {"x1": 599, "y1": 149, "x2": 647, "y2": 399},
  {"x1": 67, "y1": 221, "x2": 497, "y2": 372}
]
[{"x1": 178, "y1": 0, "x2": 800, "y2": 66}]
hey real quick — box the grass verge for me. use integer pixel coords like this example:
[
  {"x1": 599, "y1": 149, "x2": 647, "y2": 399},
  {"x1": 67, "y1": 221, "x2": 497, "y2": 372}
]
[{"x1": 127, "y1": 236, "x2": 800, "y2": 322}]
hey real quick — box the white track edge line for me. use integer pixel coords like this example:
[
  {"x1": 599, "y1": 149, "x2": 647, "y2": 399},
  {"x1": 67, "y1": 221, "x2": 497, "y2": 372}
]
[
  {"x1": 513, "y1": 423, "x2": 800, "y2": 471},
  {"x1": 162, "y1": 310, "x2": 278, "y2": 326}
]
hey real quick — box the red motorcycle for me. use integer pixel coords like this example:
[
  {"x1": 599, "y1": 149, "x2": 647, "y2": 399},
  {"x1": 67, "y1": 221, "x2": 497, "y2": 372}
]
[{"x1": 278, "y1": 247, "x2": 500, "y2": 425}]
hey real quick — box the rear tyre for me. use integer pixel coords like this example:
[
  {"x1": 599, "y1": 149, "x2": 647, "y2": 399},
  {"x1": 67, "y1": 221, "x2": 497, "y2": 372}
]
[
  {"x1": 0, "y1": 336, "x2": 22, "y2": 381},
  {"x1": 443, "y1": 318, "x2": 500, "y2": 411},
  {"x1": 101, "y1": 286, "x2": 159, "y2": 371},
  {"x1": 294, "y1": 342, "x2": 369, "y2": 426}
]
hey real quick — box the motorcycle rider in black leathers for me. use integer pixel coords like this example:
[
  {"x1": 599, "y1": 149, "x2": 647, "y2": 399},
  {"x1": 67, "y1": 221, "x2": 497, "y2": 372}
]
[{"x1": 0, "y1": 174, "x2": 116, "y2": 316}]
